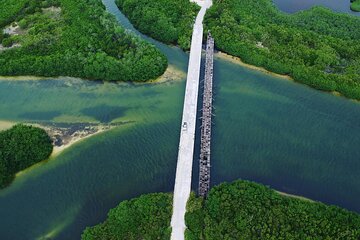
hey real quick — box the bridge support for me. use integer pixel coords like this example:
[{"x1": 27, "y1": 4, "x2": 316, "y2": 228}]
[{"x1": 198, "y1": 32, "x2": 214, "y2": 198}]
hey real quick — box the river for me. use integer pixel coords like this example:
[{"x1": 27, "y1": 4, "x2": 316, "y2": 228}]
[{"x1": 0, "y1": 0, "x2": 359, "y2": 239}]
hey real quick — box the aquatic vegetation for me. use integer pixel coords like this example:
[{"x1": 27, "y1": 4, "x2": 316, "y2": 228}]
[
  {"x1": 0, "y1": 124, "x2": 53, "y2": 188},
  {"x1": 0, "y1": 0, "x2": 167, "y2": 81}
]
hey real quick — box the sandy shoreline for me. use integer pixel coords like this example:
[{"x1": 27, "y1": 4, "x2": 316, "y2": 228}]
[
  {"x1": 0, "y1": 64, "x2": 186, "y2": 83},
  {"x1": 3, "y1": 120, "x2": 320, "y2": 203},
  {"x1": 14, "y1": 124, "x2": 116, "y2": 177},
  {"x1": 50, "y1": 125, "x2": 113, "y2": 157},
  {"x1": 0, "y1": 48, "x2": 358, "y2": 102},
  {"x1": 0, "y1": 75, "x2": 48, "y2": 81},
  {"x1": 277, "y1": 190, "x2": 313, "y2": 202},
  {"x1": 0, "y1": 120, "x2": 15, "y2": 131},
  {"x1": 149, "y1": 64, "x2": 186, "y2": 83},
  {"x1": 0, "y1": 120, "x2": 116, "y2": 159},
  {"x1": 215, "y1": 51, "x2": 293, "y2": 80},
  {"x1": 215, "y1": 51, "x2": 358, "y2": 101}
]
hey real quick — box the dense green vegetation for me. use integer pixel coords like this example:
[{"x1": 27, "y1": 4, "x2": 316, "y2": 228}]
[
  {"x1": 82, "y1": 193, "x2": 172, "y2": 240},
  {"x1": 82, "y1": 180, "x2": 360, "y2": 239},
  {"x1": 205, "y1": 0, "x2": 360, "y2": 99},
  {"x1": 0, "y1": 124, "x2": 53, "y2": 188},
  {"x1": 0, "y1": 0, "x2": 167, "y2": 81},
  {"x1": 0, "y1": 0, "x2": 28, "y2": 27},
  {"x1": 351, "y1": 0, "x2": 360, "y2": 12},
  {"x1": 186, "y1": 180, "x2": 360, "y2": 239},
  {"x1": 115, "y1": 0, "x2": 199, "y2": 50},
  {"x1": 115, "y1": 0, "x2": 360, "y2": 98}
]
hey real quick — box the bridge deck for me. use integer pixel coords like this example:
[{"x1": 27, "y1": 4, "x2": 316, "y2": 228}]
[{"x1": 170, "y1": 1, "x2": 212, "y2": 240}]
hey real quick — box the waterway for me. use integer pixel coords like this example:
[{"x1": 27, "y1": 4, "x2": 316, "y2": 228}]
[
  {"x1": 0, "y1": 0, "x2": 359, "y2": 239},
  {"x1": 274, "y1": 0, "x2": 360, "y2": 16}
]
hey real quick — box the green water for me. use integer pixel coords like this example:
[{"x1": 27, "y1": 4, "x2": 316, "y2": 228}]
[{"x1": 0, "y1": 1, "x2": 359, "y2": 239}]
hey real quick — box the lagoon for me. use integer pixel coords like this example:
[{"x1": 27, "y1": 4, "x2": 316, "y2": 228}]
[{"x1": 0, "y1": 0, "x2": 359, "y2": 239}]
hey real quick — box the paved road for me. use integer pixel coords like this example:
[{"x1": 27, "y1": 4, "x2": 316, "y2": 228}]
[{"x1": 170, "y1": 1, "x2": 212, "y2": 240}]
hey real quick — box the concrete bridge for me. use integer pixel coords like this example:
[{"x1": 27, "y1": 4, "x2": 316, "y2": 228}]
[{"x1": 170, "y1": 0, "x2": 212, "y2": 239}]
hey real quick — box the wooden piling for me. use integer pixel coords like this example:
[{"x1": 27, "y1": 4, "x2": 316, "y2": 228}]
[{"x1": 198, "y1": 32, "x2": 214, "y2": 197}]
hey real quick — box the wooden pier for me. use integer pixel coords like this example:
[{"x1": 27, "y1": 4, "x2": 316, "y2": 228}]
[{"x1": 198, "y1": 32, "x2": 214, "y2": 197}]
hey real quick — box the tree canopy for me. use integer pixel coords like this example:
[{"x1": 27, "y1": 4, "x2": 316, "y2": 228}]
[
  {"x1": 205, "y1": 0, "x2": 360, "y2": 99},
  {"x1": 116, "y1": 0, "x2": 199, "y2": 50},
  {"x1": 351, "y1": 0, "x2": 360, "y2": 12},
  {"x1": 82, "y1": 193, "x2": 172, "y2": 240},
  {"x1": 0, "y1": 0, "x2": 167, "y2": 81},
  {"x1": 0, "y1": 124, "x2": 53, "y2": 188},
  {"x1": 186, "y1": 180, "x2": 360, "y2": 239},
  {"x1": 82, "y1": 180, "x2": 360, "y2": 239},
  {"x1": 115, "y1": 0, "x2": 360, "y2": 99}
]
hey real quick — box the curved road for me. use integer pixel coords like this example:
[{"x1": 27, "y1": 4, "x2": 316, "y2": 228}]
[{"x1": 170, "y1": 1, "x2": 212, "y2": 239}]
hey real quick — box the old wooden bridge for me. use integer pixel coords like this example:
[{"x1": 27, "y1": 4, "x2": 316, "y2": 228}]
[{"x1": 198, "y1": 32, "x2": 214, "y2": 197}]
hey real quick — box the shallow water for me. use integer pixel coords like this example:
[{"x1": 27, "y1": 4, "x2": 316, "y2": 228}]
[
  {"x1": 0, "y1": 0, "x2": 359, "y2": 239},
  {"x1": 273, "y1": 0, "x2": 360, "y2": 16}
]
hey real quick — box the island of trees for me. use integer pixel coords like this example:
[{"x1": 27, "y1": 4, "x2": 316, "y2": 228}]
[
  {"x1": 0, "y1": 0, "x2": 167, "y2": 81},
  {"x1": 82, "y1": 193, "x2": 172, "y2": 239},
  {"x1": 351, "y1": 0, "x2": 360, "y2": 12},
  {"x1": 81, "y1": 180, "x2": 360, "y2": 239},
  {"x1": 0, "y1": 124, "x2": 53, "y2": 188},
  {"x1": 116, "y1": 0, "x2": 360, "y2": 100}
]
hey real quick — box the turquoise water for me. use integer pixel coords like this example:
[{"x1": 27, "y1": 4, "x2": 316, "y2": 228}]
[
  {"x1": 0, "y1": 1, "x2": 359, "y2": 239},
  {"x1": 273, "y1": 0, "x2": 360, "y2": 16}
]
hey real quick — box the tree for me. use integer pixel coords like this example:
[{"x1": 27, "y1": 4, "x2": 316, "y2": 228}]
[{"x1": 0, "y1": 124, "x2": 53, "y2": 188}]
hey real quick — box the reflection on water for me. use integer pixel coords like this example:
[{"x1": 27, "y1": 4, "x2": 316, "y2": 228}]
[{"x1": 0, "y1": 0, "x2": 359, "y2": 239}]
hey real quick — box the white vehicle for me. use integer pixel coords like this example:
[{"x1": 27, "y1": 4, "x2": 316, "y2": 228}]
[{"x1": 182, "y1": 122, "x2": 188, "y2": 131}]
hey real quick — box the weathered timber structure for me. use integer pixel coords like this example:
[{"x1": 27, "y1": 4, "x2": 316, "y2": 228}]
[{"x1": 198, "y1": 32, "x2": 214, "y2": 197}]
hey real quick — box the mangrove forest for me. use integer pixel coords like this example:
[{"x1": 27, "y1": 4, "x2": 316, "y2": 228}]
[
  {"x1": 0, "y1": 124, "x2": 53, "y2": 188},
  {"x1": 0, "y1": 0, "x2": 167, "y2": 81},
  {"x1": 82, "y1": 180, "x2": 360, "y2": 239}
]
